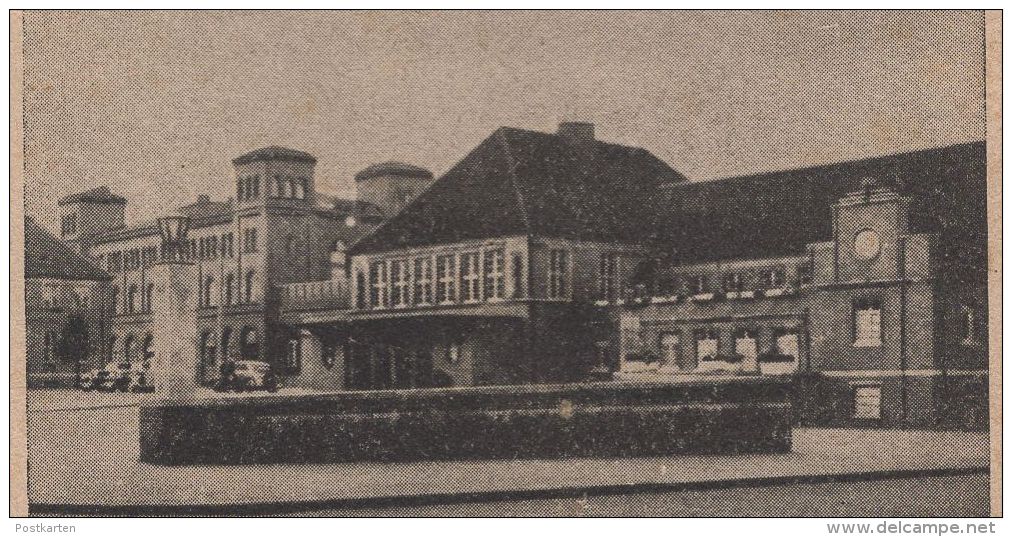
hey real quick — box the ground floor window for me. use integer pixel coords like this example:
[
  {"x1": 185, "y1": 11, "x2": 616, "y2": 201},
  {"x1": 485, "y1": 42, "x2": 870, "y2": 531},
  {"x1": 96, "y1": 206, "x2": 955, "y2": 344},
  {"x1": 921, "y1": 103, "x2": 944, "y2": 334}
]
[
  {"x1": 659, "y1": 332, "x2": 680, "y2": 367},
  {"x1": 853, "y1": 384, "x2": 882, "y2": 419},
  {"x1": 734, "y1": 329, "x2": 758, "y2": 362},
  {"x1": 695, "y1": 330, "x2": 719, "y2": 361}
]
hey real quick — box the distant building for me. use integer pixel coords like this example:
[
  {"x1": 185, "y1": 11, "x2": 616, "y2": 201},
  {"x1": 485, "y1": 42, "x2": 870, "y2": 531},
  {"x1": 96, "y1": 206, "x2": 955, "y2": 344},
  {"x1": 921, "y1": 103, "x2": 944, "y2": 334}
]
[
  {"x1": 25, "y1": 216, "x2": 111, "y2": 387},
  {"x1": 55, "y1": 147, "x2": 431, "y2": 389}
]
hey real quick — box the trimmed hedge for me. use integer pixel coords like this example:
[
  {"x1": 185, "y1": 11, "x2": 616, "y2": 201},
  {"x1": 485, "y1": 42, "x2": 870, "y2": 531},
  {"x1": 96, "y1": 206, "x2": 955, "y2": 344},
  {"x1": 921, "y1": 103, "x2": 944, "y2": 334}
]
[{"x1": 140, "y1": 378, "x2": 793, "y2": 465}]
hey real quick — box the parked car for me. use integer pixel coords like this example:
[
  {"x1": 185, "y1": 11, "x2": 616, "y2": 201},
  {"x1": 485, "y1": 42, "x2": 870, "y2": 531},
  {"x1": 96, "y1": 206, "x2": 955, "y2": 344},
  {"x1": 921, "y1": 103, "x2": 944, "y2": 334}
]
[
  {"x1": 80, "y1": 362, "x2": 154, "y2": 392},
  {"x1": 213, "y1": 360, "x2": 279, "y2": 393}
]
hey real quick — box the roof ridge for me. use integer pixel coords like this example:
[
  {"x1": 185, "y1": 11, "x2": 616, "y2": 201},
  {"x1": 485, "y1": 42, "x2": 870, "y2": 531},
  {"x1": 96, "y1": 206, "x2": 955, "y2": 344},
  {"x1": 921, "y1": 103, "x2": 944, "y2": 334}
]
[{"x1": 495, "y1": 128, "x2": 531, "y2": 233}]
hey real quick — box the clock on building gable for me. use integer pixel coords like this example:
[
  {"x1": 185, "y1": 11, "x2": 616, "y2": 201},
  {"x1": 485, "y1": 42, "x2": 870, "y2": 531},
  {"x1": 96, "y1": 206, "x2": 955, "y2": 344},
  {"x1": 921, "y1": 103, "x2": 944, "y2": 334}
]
[
  {"x1": 853, "y1": 228, "x2": 882, "y2": 260},
  {"x1": 833, "y1": 179, "x2": 910, "y2": 283}
]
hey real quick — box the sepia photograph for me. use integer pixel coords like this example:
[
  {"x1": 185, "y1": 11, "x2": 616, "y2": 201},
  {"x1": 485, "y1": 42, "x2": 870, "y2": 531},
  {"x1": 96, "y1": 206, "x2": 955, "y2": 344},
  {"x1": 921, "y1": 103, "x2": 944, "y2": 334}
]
[{"x1": 9, "y1": 9, "x2": 1001, "y2": 520}]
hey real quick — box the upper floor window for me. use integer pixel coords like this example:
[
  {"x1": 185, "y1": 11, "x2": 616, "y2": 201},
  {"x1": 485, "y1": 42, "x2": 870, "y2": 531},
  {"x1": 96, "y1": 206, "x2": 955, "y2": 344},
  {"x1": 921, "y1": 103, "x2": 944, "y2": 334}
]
[
  {"x1": 764, "y1": 267, "x2": 787, "y2": 289},
  {"x1": 723, "y1": 273, "x2": 742, "y2": 292},
  {"x1": 414, "y1": 257, "x2": 433, "y2": 305},
  {"x1": 853, "y1": 299, "x2": 882, "y2": 347},
  {"x1": 460, "y1": 252, "x2": 481, "y2": 302},
  {"x1": 144, "y1": 283, "x2": 155, "y2": 312},
  {"x1": 245, "y1": 270, "x2": 256, "y2": 303},
  {"x1": 203, "y1": 276, "x2": 216, "y2": 307},
  {"x1": 436, "y1": 255, "x2": 456, "y2": 304},
  {"x1": 687, "y1": 274, "x2": 707, "y2": 295},
  {"x1": 223, "y1": 233, "x2": 234, "y2": 257},
  {"x1": 61, "y1": 214, "x2": 78, "y2": 237},
  {"x1": 275, "y1": 176, "x2": 288, "y2": 198},
  {"x1": 599, "y1": 253, "x2": 619, "y2": 301},
  {"x1": 294, "y1": 178, "x2": 306, "y2": 200},
  {"x1": 127, "y1": 285, "x2": 138, "y2": 314},
  {"x1": 369, "y1": 261, "x2": 388, "y2": 308},
  {"x1": 548, "y1": 249, "x2": 568, "y2": 299},
  {"x1": 484, "y1": 249, "x2": 505, "y2": 300},
  {"x1": 243, "y1": 228, "x2": 258, "y2": 253},
  {"x1": 224, "y1": 273, "x2": 235, "y2": 305},
  {"x1": 391, "y1": 260, "x2": 410, "y2": 308}
]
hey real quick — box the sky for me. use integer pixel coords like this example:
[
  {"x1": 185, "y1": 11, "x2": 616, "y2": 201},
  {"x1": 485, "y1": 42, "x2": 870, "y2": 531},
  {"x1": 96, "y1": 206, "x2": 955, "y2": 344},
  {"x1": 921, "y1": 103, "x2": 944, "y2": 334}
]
[{"x1": 21, "y1": 10, "x2": 985, "y2": 231}]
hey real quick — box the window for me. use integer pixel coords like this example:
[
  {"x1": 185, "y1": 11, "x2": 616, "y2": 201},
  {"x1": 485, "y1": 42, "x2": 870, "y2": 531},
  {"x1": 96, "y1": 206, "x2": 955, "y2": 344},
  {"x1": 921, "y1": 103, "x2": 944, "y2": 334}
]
[
  {"x1": 687, "y1": 275, "x2": 707, "y2": 294},
  {"x1": 599, "y1": 253, "x2": 619, "y2": 301},
  {"x1": 391, "y1": 260, "x2": 410, "y2": 307},
  {"x1": 797, "y1": 262, "x2": 813, "y2": 285},
  {"x1": 369, "y1": 261, "x2": 388, "y2": 308},
  {"x1": 483, "y1": 248, "x2": 505, "y2": 300},
  {"x1": 460, "y1": 252, "x2": 480, "y2": 302},
  {"x1": 251, "y1": 175, "x2": 260, "y2": 199},
  {"x1": 764, "y1": 267, "x2": 786, "y2": 288},
  {"x1": 959, "y1": 305, "x2": 978, "y2": 345},
  {"x1": 276, "y1": 176, "x2": 287, "y2": 198},
  {"x1": 294, "y1": 178, "x2": 306, "y2": 200},
  {"x1": 775, "y1": 328, "x2": 800, "y2": 358},
  {"x1": 110, "y1": 286, "x2": 120, "y2": 314},
  {"x1": 853, "y1": 300, "x2": 882, "y2": 347},
  {"x1": 436, "y1": 255, "x2": 456, "y2": 304},
  {"x1": 223, "y1": 273, "x2": 234, "y2": 305},
  {"x1": 659, "y1": 332, "x2": 680, "y2": 368},
  {"x1": 548, "y1": 249, "x2": 568, "y2": 299},
  {"x1": 199, "y1": 331, "x2": 217, "y2": 373},
  {"x1": 286, "y1": 337, "x2": 302, "y2": 373},
  {"x1": 240, "y1": 327, "x2": 259, "y2": 360},
  {"x1": 695, "y1": 329, "x2": 719, "y2": 362},
  {"x1": 723, "y1": 273, "x2": 742, "y2": 292},
  {"x1": 244, "y1": 228, "x2": 258, "y2": 253},
  {"x1": 223, "y1": 233, "x2": 234, "y2": 257},
  {"x1": 127, "y1": 285, "x2": 138, "y2": 313},
  {"x1": 413, "y1": 257, "x2": 433, "y2": 305},
  {"x1": 61, "y1": 214, "x2": 78, "y2": 237},
  {"x1": 203, "y1": 276, "x2": 215, "y2": 307},
  {"x1": 512, "y1": 253, "x2": 525, "y2": 298},
  {"x1": 144, "y1": 283, "x2": 155, "y2": 312},
  {"x1": 245, "y1": 270, "x2": 256, "y2": 303},
  {"x1": 853, "y1": 385, "x2": 882, "y2": 419},
  {"x1": 735, "y1": 329, "x2": 758, "y2": 361},
  {"x1": 237, "y1": 179, "x2": 245, "y2": 201}
]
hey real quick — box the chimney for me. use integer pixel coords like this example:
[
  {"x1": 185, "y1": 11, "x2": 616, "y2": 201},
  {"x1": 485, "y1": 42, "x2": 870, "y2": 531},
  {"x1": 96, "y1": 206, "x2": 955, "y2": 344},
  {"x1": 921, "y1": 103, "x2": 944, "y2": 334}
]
[{"x1": 557, "y1": 121, "x2": 595, "y2": 142}]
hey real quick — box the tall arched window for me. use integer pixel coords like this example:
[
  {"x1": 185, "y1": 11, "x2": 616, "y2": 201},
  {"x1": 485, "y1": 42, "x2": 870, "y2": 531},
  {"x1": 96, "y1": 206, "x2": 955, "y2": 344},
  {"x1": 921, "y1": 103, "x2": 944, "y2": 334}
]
[
  {"x1": 142, "y1": 333, "x2": 154, "y2": 363},
  {"x1": 221, "y1": 327, "x2": 232, "y2": 363},
  {"x1": 203, "y1": 276, "x2": 215, "y2": 307},
  {"x1": 224, "y1": 273, "x2": 234, "y2": 305},
  {"x1": 127, "y1": 285, "x2": 138, "y2": 314},
  {"x1": 240, "y1": 326, "x2": 259, "y2": 361},
  {"x1": 111, "y1": 286, "x2": 120, "y2": 315},
  {"x1": 145, "y1": 283, "x2": 155, "y2": 312},
  {"x1": 199, "y1": 330, "x2": 216, "y2": 383},
  {"x1": 123, "y1": 334, "x2": 136, "y2": 363},
  {"x1": 245, "y1": 270, "x2": 256, "y2": 303}
]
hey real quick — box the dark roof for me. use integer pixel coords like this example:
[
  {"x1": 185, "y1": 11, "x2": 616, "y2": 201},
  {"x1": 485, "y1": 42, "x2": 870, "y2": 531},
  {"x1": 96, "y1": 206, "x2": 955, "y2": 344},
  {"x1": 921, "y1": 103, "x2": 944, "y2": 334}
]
[
  {"x1": 25, "y1": 216, "x2": 111, "y2": 281},
  {"x1": 58, "y1": 186, "x2": 126, "y2": 206},
  {"x1": 314, "y1": 193, "x2": 385, "y2": 220},
  {"x1": 350, "y1": 127, "x2": 688, "y2": 254},
  {"x1": 232, "y1": 146, "x2": 317, "y2": 165},
  {"x1": 354, "y1": 161, "x2": 434, "y2": 182},
  {"x1": 657, "y1": 142, "x2": 987, "y2": 278}
]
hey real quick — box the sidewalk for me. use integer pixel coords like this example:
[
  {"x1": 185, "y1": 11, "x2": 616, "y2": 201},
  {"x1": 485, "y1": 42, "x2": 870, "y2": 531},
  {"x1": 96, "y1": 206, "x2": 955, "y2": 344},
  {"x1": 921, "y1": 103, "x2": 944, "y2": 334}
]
[{"x1": 27, "y1": 404, "x2": 988, "y2": 509}]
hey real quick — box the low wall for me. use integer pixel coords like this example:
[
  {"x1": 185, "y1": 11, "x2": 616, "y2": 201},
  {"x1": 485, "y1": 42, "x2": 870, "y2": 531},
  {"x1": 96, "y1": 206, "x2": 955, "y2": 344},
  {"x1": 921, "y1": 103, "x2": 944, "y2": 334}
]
[{"x1": 140, "y1": 377, "x2": 793, "y2": 465}]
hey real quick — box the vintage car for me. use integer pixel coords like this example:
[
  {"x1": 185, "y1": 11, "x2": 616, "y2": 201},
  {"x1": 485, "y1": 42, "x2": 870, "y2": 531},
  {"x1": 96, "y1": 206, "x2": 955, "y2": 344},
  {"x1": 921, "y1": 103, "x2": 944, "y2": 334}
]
[
  {"x1": 80, "y1": 362, "x2": 154, "y2": 392},
  {"x1": 213, "y1": 360, "x2": 279, "y2": 393}
]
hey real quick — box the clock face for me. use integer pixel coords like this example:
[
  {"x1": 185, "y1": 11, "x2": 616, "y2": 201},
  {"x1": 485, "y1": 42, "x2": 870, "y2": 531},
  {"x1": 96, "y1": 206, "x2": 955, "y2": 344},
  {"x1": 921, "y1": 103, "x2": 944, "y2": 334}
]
[{"x1": 853, "y1": 229, "x2": 881, "y2": 260}]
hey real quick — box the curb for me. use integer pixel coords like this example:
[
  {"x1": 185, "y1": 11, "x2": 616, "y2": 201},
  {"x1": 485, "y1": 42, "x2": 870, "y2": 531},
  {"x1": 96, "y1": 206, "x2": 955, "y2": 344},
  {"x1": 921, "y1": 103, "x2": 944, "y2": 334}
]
[{"x1": 28, "y1": 465, "x2": 989, "y2": 517}]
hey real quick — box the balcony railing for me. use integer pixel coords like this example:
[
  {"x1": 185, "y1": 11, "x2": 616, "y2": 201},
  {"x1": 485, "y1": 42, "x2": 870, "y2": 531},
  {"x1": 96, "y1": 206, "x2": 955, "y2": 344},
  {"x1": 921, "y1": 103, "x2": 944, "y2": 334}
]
[{"x1": 279, "y1": 279, "x2": 351, "y2": 312}]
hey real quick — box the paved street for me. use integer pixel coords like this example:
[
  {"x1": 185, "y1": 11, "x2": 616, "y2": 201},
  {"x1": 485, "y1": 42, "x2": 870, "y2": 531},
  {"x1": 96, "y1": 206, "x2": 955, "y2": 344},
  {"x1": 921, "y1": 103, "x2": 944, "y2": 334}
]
[
  {"x1": 26, "y1": 390, "x2": 989, "y2": 514},
  {"x1": 302, "y1": 474, "x2": 989, "y2": 517}
]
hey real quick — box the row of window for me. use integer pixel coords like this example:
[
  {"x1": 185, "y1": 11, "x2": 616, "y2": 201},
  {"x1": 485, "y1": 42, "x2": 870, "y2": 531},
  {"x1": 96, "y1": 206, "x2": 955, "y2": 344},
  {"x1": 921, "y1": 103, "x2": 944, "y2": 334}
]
[
  {"x1": 110, "y1": 283, "x2": 155, "y2": 315},
  {"x1": 656, "y1": 265, "x2": 805, "y2": 296},
  {"x1": 641, "y1": 328, "x2": 801, "y2": 363},
  {"x1": 237, "y1": 175, "x2": 308, "y2": 202},
  {"x1": 360, "y1": 248, "x2": 517, "y2": 309},
  {"x1": 100, "y1": 229, "x2": 255, "y2": 272},
  {"x1": 200, "y1": 270, "x2": 258, "y2": 307}
]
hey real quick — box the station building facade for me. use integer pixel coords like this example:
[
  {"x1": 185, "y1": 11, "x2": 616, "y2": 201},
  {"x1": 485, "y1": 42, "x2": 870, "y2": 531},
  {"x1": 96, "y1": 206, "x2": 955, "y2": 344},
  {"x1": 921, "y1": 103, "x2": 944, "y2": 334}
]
[
  {"x1": 279, "y1": 123, "x2": 986, "y2": 427},
  {"x1": 55, "y1": 147, "x2": 432, "y2": 388}
]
